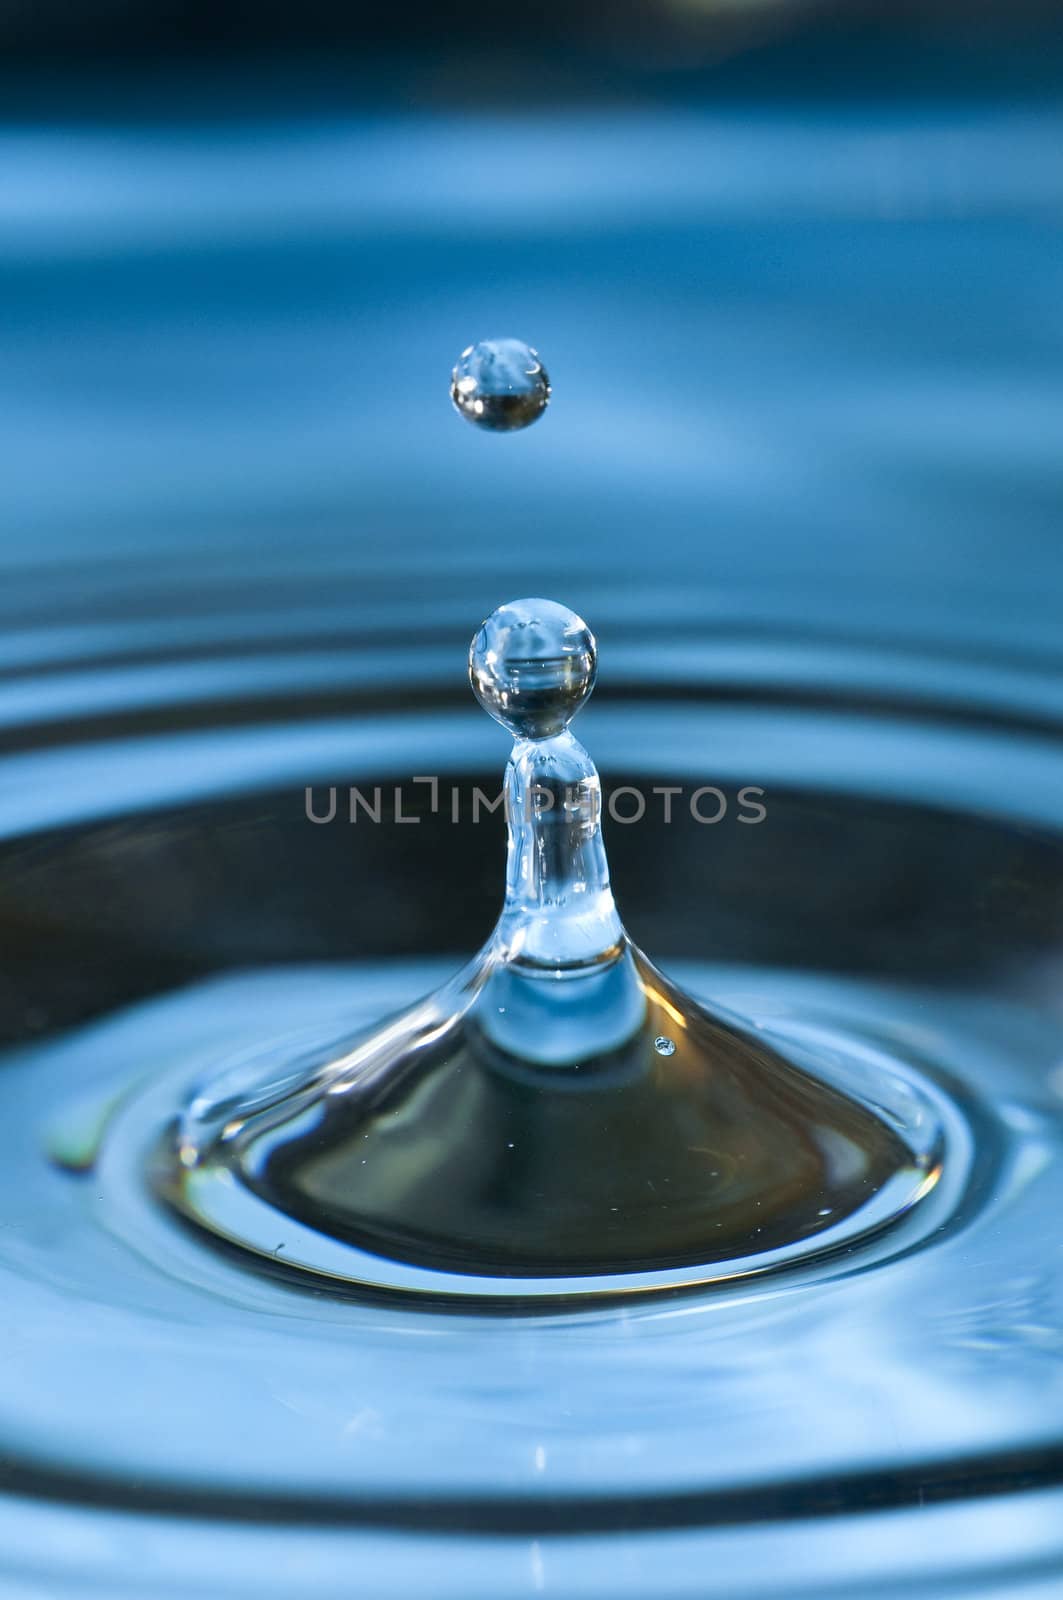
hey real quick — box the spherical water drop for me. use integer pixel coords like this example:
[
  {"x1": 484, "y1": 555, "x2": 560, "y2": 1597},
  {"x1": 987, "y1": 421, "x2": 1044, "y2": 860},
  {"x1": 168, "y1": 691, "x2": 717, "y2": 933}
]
[
  {"x1": 654, "y1": 1036, "x2": 676, "y2": 1057},
  {"x1": 451, "y1": 339, "x2": 550, "y2": 432},
  {"x1": 469, "y1": 598, "x2": 596, "y2": 739}
]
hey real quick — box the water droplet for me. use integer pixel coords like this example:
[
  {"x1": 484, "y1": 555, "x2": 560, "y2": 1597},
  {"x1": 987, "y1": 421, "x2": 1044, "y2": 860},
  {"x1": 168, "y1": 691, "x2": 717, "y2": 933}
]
[
  {"x1": 469, "y1": 597, "x2": 595, "y2": 740},
  {"x1": 451, "y1": 339, "x2": 550, "y2": 432},
  {"x1": 165, "y1": 599, "x2": 945, "y2": 1300}
]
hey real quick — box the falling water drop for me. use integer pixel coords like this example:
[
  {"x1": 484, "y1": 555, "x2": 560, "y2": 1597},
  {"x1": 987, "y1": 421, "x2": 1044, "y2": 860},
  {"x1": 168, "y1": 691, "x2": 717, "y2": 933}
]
[
  {"x1": 163, "y1": 598, "x2": 946, "y2": 1300},
  {"x1": 451, "y1": 339, "x2": 551, "y2": 432}
]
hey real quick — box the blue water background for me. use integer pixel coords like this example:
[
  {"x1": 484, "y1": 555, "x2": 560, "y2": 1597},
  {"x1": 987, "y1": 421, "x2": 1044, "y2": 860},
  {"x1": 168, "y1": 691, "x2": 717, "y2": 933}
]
[{"x1": 0, "y1": 72, "x2": 1061, "y2": 669}]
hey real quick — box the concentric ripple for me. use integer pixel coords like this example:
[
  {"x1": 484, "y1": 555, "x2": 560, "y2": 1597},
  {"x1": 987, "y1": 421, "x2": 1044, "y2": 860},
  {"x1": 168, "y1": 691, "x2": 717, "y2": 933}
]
[{"x1": 0, "y1": 592, "x2": 1059, "y2": 1599}]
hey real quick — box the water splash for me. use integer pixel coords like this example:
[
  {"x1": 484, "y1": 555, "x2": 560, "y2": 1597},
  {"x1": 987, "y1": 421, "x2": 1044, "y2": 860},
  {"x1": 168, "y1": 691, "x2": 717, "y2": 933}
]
[{"x1": 165, "y1": 599, "x2": 946, "y2": 1298}]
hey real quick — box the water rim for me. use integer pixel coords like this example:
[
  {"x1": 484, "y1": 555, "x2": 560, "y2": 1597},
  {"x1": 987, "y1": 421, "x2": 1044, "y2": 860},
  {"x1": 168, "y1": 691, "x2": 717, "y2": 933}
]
[{"x1": 151, "y1": 1007, "x2": 960, "y2": 1303}]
